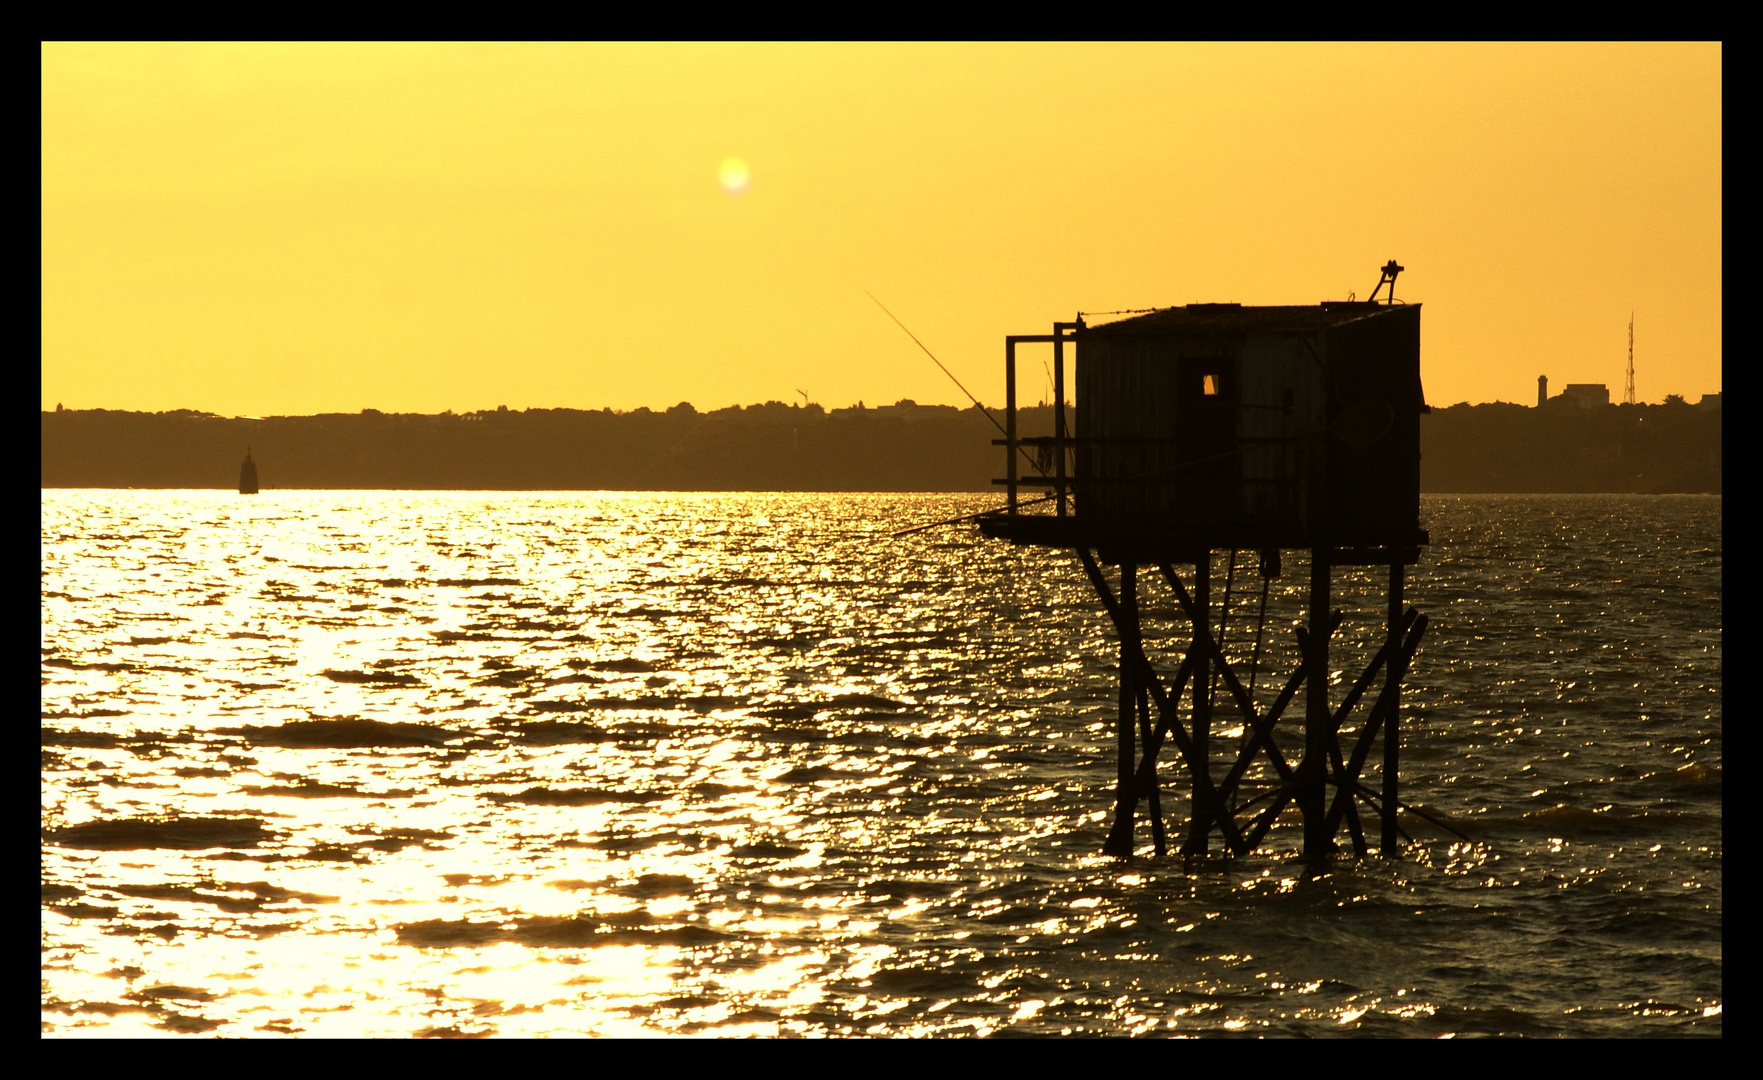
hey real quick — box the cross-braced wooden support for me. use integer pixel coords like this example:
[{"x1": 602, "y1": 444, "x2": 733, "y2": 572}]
[{"x1": 1077, "y1": 548, "x2": 1426, "y2": 859}]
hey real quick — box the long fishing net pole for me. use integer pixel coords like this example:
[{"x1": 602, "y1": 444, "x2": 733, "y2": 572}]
[
  {"x1": 867, "y1": 291, "x2": 1065, "y2": 535},
  {"x1": 866, "y1": 292, "x2": 1010, "y2": 438}
]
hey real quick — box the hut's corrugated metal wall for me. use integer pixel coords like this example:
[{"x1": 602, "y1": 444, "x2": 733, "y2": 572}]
[
  {"x1": 1075, "y1": 334, "x2": 1244, "y2": 525},
  {"x1": 1319, "y1": 305, "x2": 1423, "y2": 542},
  {"x1": 1235, "y1": 334, "x2": 1321, "y2": 529},
  {"x1": 1072, "y1": 304, "x2": 1421, "y2": 546}
]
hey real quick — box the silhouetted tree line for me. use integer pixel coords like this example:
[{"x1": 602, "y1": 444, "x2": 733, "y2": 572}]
[
  {"x1": 41, "y1": 398, "x2": 1718, "y2": 493},
  {"x1": 40, "y1": 402, "x2": 1052, "y2": 492},
  {"x1": 1419, "y1": 399, "x2": 1720, "y2": 493}
]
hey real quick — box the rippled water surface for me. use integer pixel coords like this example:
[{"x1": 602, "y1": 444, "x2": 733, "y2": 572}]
[{"x1": 41, "y1": 492, "x2": 1721, "y2": 1036}]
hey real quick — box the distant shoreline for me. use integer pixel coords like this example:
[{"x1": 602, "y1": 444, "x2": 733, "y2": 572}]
[{"x1": 42, "y1": 400, "x2": 1720, "y2": 495}]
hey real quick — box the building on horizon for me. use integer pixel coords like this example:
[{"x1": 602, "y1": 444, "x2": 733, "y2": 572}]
[
  {"x1": 1697, "y1": 392, "x2": 1722, "y2": 411},
  {"x1": 1561, "y1": 383, "x2": 1611, "y2": 408},
  {"x1": 1537, "y1": 375, "x2": 1547, "y2": 408}
]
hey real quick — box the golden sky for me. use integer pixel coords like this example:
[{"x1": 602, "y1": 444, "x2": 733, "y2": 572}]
[{"x1": 42, "y1": 42, "x2": 1721, "y2": 415}]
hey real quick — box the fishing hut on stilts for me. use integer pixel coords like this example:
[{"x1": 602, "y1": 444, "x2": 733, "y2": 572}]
[{"x1": 979, "y1": 262, "x2": 1430, "y2": 859}]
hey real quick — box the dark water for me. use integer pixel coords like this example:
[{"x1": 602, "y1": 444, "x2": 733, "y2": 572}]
[{"x1": 40, "y1": 492, "x2": 1720, "y2": 1036}]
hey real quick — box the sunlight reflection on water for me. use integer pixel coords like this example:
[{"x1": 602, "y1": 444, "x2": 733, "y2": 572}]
[{"x1": 43, "y1": 492, "x2": 1719, "y2": 1036}]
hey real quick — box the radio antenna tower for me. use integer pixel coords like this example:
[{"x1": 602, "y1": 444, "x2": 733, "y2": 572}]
[{"x1": 1625, "y1": 311, "x2": 1636, "y2": 405}]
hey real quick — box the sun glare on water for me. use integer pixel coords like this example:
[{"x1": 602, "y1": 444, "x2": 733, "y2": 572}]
[{"x1": 718, "y1": 156, "x2": 750, "y2": 194}]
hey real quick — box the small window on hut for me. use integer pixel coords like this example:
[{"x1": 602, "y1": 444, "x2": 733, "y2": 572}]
[{"x1": 1179, "y1": 355, "x2": 1234, "y2": 418}]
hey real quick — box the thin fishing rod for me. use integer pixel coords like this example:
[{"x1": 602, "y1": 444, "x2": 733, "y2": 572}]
[
  {"x1": 890, "y1": 492, "x2": 1057, "y2": 538},
  {"x1": 865, "y1": 291, "x2": 1009, "y2": 440},
  {"x1": 865, "y1": 291, "x2": 1052, "y2": 480}
]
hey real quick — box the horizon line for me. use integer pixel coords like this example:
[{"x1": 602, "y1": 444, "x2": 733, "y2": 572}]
[{"x1": 44, "y1": 393, "x2": 1720, "y2": 419}]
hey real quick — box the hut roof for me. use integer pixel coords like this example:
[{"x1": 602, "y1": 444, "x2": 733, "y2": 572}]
[{"x1": 1084, "y1": 301, "x2": 1412, "y2": 335}]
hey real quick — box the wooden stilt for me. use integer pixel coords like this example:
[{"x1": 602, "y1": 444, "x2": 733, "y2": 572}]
[
  {"x1": 1384, "y1": 562, "x2": 1404, "y2": 856},
  {"x1": 1313, "y1": 607, "x2": 1411, "y2": 851},
  {"x1": 1138, "y1": 684, "x2": 1166, "y2": 857},
  {"x1": 1323, "y1": 612, "x2": 1425, "y2": 839},
  {"x1": 1104, "y1": 561, "x2": 1138, "y2": 857},
  {"x1": 1158, "y1": 565, "x2": 1334, "y2": 855},
  {"x1": 1076, "y1": 552, "x2": 1205, "y2": 778},
  {"x1": 1302, "y1": 549, "x2": 1332, "y2": 856},
  {"x1": 1329, "y1": 736, "x2": 1371, "y2": 857},
  {"x1": 1184, "y1": 557, "x2": 1211, "y2": 856},
  {"x1": 1124, "y1": 653, "x2": 1195, "y2": 829},
  {"x1": 1076, "y1": 546, "x2": 1422, "y2": 860},
  {"x1": 1216, "y1": 660, "x2": 1304, "y2": 808}
]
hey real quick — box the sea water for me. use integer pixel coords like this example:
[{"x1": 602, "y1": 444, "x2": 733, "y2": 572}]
[{"x1": 41, "y1": 492, "x2": 1721, "y2": 1036}]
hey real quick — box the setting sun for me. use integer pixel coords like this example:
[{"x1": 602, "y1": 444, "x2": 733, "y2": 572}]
[{"x1": 719, "y1": 155, "x2": 750, "y2": 194}]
